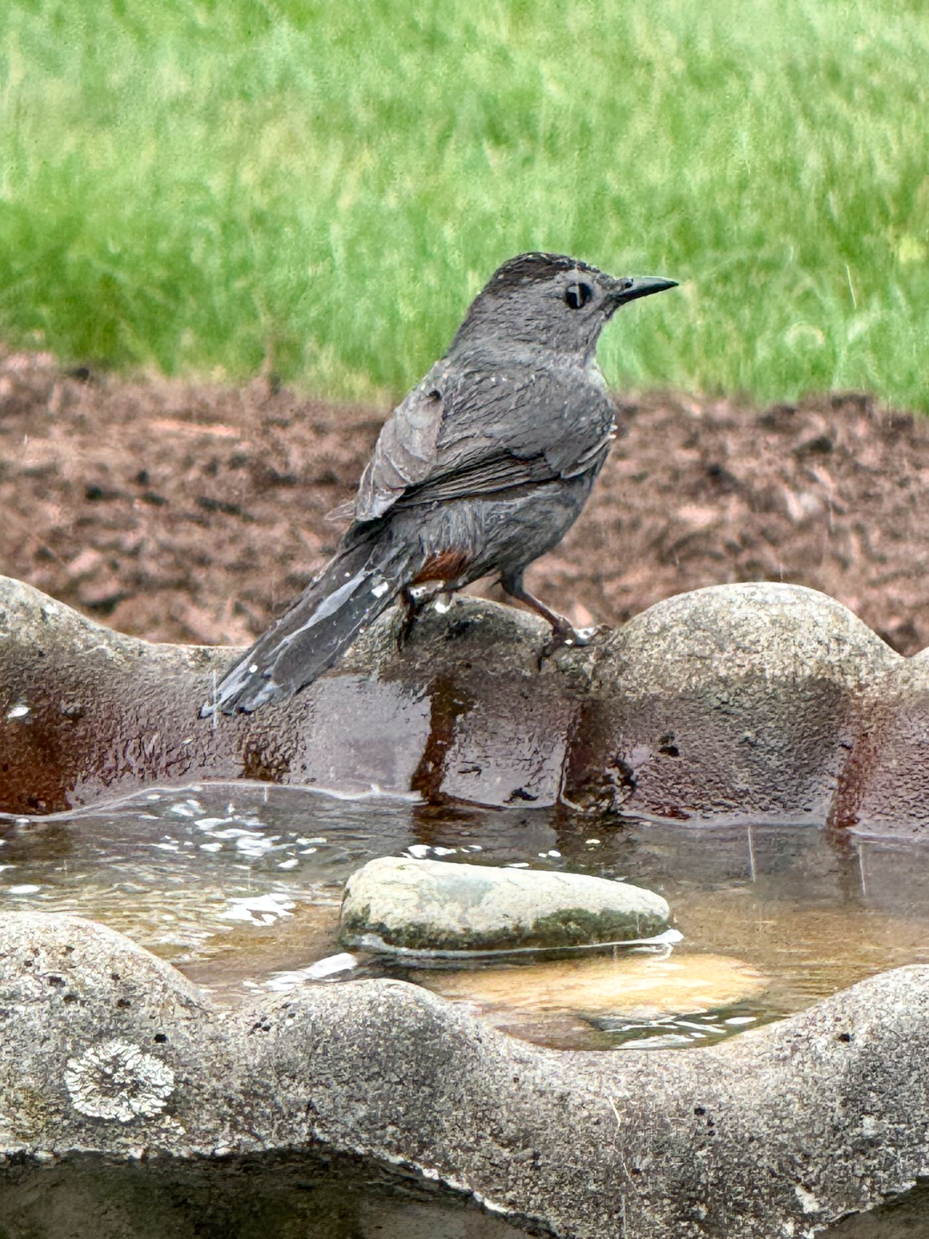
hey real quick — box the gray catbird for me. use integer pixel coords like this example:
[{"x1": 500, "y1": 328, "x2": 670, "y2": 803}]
[{"x1": 207, "y1": 252, "x2": 676, "y2": 714}]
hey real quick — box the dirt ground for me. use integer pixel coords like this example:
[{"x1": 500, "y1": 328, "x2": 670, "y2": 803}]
[{"x1": 1, "y1": 346, "x2": 927, "y2": 657}]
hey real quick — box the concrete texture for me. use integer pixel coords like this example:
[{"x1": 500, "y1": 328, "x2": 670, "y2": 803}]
[
  {"x1": 0, "y1": 573, "x2": 926, "y2": 835},
  {"x1": 1, "y1": 911, "x2": 929, "y2": 1238},
  {"x1": 5, "y1": 566, "x2": 929, "y2": 1236}
]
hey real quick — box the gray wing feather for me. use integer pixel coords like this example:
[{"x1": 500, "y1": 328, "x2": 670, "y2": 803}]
[
  {"x1": 353, "y1": 362, "x2": 614, "y2": 517},
  {"x1": 354, "y1": 371, "x2": 446, "y2": 520}
]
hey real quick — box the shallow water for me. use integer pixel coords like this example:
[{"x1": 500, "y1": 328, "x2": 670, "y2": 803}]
[
  {"x1": 2, "y1": 782, "x2": 929, "y2": 1050},
  {"x1": 0, "y1": 1149, "x2": 530, "y2": 1239}
]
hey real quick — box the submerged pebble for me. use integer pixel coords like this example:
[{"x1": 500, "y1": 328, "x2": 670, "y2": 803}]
[{"x1": 419, "y1": 952, "x2": 768, "y2": 1020}]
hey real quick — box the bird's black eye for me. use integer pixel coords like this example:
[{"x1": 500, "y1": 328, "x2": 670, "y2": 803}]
[{"x1": 564, "y1": 282, "x2": 593, "y2": 310}]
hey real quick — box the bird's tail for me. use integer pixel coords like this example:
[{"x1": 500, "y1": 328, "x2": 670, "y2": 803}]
[{"x1": 205, "y1": 534, "x2": 422, "y2": 715}]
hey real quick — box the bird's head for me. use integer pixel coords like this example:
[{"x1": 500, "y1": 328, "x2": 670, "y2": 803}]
[{"x1": 448, "y1": 252, "x2": 677, "y2": 364}]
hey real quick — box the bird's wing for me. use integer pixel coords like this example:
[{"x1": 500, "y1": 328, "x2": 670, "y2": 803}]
[
  {"x1": 354, "y1": 363, "x2": 614, "y2": 518},
  {"x1": 353, "y1": 371, "x2": 447, "y2": 521},
  {"x1": 390, "y1": 446, "x2": 560, "y2": 505}
]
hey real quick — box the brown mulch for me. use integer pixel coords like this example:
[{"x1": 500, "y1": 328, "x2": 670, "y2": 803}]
[{"x1": 1, "y1": 347, "x2": 927, "y2": 656}]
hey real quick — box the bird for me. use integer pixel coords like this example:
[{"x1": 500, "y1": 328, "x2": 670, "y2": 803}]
[{"x1": 206, "y1": 252, "x2": 676, "y2": 715}]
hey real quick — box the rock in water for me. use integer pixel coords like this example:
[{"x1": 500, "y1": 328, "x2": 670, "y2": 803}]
[
  {"x1": 420, "y1": 952, "x2": 768, "y2": 1017},
  {"x1": 338, "y1": 857, "x2": 671, "y2": 953}
]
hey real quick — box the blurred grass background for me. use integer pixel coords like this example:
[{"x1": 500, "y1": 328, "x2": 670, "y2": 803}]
[{"x1": 0, "y1": 0, "x2": 926, "y2": 407}]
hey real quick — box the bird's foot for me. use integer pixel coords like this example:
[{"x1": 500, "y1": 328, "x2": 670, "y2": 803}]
[{"x1": 537, "y1": 620, "x2": 593, "y2": 667}]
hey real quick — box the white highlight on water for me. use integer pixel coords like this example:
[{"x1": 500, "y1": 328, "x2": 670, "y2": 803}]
[
  {"x1": 219, "y1": 894, "x2": 295, "y2": 924},
  {"x1": 264, "y1": 953, "x2": 359, "y2": 991}
]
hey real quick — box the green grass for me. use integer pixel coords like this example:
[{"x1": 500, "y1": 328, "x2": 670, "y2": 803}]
[{"x1": 0, "y1": 0, "x2": 927, "y2": 408}]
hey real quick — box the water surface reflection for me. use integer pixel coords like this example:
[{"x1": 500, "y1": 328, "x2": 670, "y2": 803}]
[{"x1": 2, "y1": 784, "x2": 928, "y2": 1049}]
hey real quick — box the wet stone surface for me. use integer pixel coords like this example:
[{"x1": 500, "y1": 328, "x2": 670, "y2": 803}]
[{"x1": 2, "y1": 572, "x2": 929, "y2": 837}]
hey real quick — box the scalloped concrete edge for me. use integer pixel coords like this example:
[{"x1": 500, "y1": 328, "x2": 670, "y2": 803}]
[
  {"x1": 1, "y1": 911, "x2": 928, "y2": 1238},
  {"x1": 0, "y1": 573, "x2": 926, "y2": 833},
  {"x1": 3, "y1": 572, "x2": 929, "y2": 1234}
]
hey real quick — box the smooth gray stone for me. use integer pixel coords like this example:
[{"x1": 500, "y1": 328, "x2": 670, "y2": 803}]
[
  {"x1": 338, "y1": 856, "x2": 671, "y2": 953},
  {"x1": 1, "y1": 911, "x2": 929, "y2": 1237}
]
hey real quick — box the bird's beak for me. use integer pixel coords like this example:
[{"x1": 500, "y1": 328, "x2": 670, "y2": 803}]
[{"x1": 608, "y1": 275, "x2": 678, "y2": 306}]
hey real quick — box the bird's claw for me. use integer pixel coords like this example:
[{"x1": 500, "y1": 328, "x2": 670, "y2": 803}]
[{"x1": 537, "y1": 622, "x2": 593, "y2": 668}]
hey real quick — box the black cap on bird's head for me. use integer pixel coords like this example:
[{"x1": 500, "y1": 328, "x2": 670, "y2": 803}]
[{"x1": 449, "y1": 252, "x2": 677, "y2": 362}]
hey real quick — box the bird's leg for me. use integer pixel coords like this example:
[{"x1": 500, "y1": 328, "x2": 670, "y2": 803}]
[
  {"x1": 397, "y1": 587, "x2": 425, "y2": 650},
  {"x1": 397, "y1": 583, "x2": 447, "y2": 650},
  {"x1": 500, "y1": 571, "x2": 589, "y2": 660}
]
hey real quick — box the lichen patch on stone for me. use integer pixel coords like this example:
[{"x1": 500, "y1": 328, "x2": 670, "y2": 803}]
[{"x1": 64, "y1": 1038, "x2": 175, "y2": 1123}]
